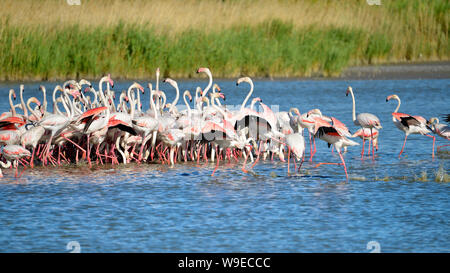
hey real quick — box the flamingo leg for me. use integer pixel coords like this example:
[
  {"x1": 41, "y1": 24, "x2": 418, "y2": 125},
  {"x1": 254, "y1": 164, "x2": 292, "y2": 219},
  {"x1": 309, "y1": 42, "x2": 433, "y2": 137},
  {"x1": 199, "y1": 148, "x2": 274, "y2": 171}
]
[
  {"x1": 361, "y1": 137, "x2": 365, "y2": 159},
  {"x1": 30, "y1": 146, "x2": 35, "y2": 168},
  {"x1": 424, "y1": 134, "x2": 435, "y2": 158},
  {"x1": 371, "y1": 128, "x2": 375, "y2": 160},
  {"x1": 298, "y1": 152, "x2": 305, "y2": 172},
  {"x1": 337, "y1": 150, "x2": 348, "y2": 181},
  {"x1": 399, "y1": 134, "x2": 408, "y2": 157}
]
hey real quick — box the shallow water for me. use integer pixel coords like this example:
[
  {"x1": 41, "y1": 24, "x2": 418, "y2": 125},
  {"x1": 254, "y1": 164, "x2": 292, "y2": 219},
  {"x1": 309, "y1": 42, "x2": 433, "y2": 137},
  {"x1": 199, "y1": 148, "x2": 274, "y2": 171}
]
[{"x1": 0, "y1": 79, "x2": 449, "y2": 252}]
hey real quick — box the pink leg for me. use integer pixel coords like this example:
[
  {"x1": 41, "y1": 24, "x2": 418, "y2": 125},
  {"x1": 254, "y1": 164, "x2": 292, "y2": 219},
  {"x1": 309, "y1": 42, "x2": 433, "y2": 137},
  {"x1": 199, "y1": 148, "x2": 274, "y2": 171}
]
[
  {"x1": 371, "y1": 128, "x2": 375, "y2": 160},
  {"x1": 361, "y1": 137, "x2": 365, "y2": 159},
  {"x1": 87, "y1": 135, "x2": 91, "y2": 167},
  {"x1": 337, "y1": 150, "x2": 348, "y2": 181},
  {"x1": 424, "y1": 134, "x2": 435, "y2": 158},
  {"x1": 399, "y1": 134, "x2": 408, "y2": 157}
]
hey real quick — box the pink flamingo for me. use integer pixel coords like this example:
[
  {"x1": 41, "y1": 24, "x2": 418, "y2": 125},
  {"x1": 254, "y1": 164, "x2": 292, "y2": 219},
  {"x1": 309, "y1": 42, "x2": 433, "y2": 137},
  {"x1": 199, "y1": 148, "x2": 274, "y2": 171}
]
[
  {"x1": 428, "y1": 117, "x2": 450, "y2": 153},
  {"x1": 313, "y1": 117, "x2": 359, "y2": 181},
  {"x1": 2, "y1": 144, "x2": 31, "y2": 177},
  {"x1": 386, "y1": 94, "x2": 434, "y2": 158},
  {"x1": 346, "y1": 86, "x2": 382, "y2": 160}
]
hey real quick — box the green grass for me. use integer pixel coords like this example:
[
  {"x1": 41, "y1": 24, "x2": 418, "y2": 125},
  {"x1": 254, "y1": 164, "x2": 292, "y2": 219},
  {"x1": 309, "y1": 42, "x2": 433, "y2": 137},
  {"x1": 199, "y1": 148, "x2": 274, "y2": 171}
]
[
  {"x1": 0, "y1": 0, "x2": 447, "y2": 80},
  {"x1": 0, "y1": 20, "x2": 383, "y2": 80}
]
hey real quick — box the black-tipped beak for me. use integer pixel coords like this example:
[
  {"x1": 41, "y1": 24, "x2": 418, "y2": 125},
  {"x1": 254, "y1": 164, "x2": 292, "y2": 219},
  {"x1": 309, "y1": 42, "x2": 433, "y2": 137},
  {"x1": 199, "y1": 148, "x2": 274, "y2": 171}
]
[
  {"x1": 386, "y1": 99, "x2": 388, "y2": 102},
  {"x1": 346, "y1": 93, "x2": 348, "y2": 97},
  {"x1": 236, "y1": 83, "x2": 239, "y2": 86}
]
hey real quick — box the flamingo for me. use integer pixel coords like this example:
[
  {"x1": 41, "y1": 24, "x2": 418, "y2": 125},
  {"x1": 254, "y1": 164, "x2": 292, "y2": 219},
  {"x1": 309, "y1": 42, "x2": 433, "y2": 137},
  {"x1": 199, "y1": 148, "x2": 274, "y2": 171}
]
[
  {"x1": 313, "y1": 117, "x2": 359, "y2": 181},
  {"x1": 386, "y1": 94, "x2": 434, "y2": 158},
  {"x1": 285, "y1": 132, "x2": 306, "y2": 174},
  {"x1": 2, "y1": 145, "x2": 31, "y2": 177},
  {"x1": 427, "y1": 117, "x2": 450, "y2": 152},
  {"x1": 352, "y1": 128, "x2": 379, "y2": 155},
  {"x1": 346, "y1": 86, "x2": 381, "y2": 160}
]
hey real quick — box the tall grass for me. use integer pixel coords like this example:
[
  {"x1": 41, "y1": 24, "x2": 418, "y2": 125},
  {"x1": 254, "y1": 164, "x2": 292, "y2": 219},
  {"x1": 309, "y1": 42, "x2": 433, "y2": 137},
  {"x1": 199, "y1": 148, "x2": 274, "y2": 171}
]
[{"x1": 0, "y1": 0, "x2": 447, "y2": 80}]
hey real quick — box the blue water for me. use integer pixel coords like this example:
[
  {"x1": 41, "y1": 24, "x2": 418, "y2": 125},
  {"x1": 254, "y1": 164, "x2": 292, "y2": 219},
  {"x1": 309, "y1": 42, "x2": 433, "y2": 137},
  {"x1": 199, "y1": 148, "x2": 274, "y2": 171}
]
[{"x1": 0, "y1": 79, "x2": 449, "y2": 252}]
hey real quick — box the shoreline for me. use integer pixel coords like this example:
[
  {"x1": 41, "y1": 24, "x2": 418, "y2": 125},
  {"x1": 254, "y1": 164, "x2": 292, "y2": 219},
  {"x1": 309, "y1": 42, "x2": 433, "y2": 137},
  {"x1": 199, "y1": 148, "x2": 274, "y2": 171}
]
[{"x1": 0, "y1": 61, "x2": 448, "y2": 83}]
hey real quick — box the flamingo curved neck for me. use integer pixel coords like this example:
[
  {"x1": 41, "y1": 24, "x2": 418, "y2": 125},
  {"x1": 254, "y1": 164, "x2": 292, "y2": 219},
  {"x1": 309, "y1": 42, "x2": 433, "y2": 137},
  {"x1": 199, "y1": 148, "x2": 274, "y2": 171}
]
[
  {"x1": 8, "y1": 90, "x2": 16, "y2": 117},
  {"x1": 195, "y1": 88, "x2": 202, "y2": 111},
  {"x1": 240, "y1": 80, "x2": 254, "y2": 112},
  {"x1": 212, "y1": 86, "x2": 222, "y2": 106},
  {"x1": 201, "y1": 71, "x2": 213, "y2": 98},
  {"x1": 393, "y1": 97, "x2": 401, "y2": 113},
  {"x1": 19, "y1": 85, "x2": 28, "y2": 117},
  {"x1": 53, "y1": 86, "x2": 63, "y2": 115},
  {"x1": 169, "y1": 84, "x2": 179, "y2": 113},
  {"x1": 183, "y1": 92, "x2": 191, "y2": 117},
  {"x1": 27, "y1": 98, "x2": 41, "y2": 121},
  {"x1": 349, "y1": 89, "x2": 356, "y2": 123},
  {"x1": 150, "y1": 90, "x2": 157, "y2": 118},
  {"x1": 41, "y1": 87, "x2": 48, "y2": 113},
  {"x1": 127, "y1": 87, "x2": 136, "y2": 119}
]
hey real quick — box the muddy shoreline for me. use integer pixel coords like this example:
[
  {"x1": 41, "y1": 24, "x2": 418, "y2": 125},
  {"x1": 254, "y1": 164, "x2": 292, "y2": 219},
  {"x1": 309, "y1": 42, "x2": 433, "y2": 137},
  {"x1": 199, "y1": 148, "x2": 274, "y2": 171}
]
[{"x1": 0, "y1": 61, "x2": 448, "y2": 83}]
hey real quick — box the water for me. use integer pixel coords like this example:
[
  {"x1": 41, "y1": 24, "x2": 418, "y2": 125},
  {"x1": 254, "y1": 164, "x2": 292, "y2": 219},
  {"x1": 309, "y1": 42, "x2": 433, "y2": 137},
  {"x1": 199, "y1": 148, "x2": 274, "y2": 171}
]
[{"x1": 0, "y1": 79, "x2": 449, "y2": 252}]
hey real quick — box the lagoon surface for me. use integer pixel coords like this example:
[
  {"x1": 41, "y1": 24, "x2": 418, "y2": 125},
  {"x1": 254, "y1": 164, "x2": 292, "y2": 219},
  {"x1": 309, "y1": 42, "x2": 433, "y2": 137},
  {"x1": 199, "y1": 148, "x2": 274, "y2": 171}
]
[{"x1": 0, "y1": 78, "x2": 449, "y2": 252}]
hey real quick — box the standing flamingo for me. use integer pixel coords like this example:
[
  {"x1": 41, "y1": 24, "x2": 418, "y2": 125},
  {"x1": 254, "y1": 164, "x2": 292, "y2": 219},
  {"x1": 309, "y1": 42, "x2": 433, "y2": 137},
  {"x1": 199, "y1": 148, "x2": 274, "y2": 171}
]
[
  {"x1": 386, "y1": 94, "x2": 434, "y2": 158},
  {"x1": 346, "y1": 86, "x2": 382, "y2": 160},
  {"x1": 427, "y1": 117, "x2": 450, "y2": 152},
  {"x1": 313, "y1": 117, "x2": 359, "y2": 181},
  {"x1": 2, "y1": 144, "x2": 31, "y2": 177}
]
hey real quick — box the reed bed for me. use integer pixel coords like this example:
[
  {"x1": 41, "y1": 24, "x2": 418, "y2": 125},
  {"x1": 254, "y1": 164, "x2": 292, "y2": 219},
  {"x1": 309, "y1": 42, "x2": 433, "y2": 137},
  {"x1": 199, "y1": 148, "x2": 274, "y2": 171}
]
[{"x1": 0, "y1": 0, "x2": 447, "y2": 80}]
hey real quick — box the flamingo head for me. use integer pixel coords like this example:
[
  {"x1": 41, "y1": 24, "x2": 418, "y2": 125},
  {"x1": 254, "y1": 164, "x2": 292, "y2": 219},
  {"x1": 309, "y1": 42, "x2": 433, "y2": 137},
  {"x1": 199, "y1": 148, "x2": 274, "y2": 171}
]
[
  {"x1": 236, "y1": 77, "x2": 251, "y2": 86},
  {"x1": 107, "y1": 74, "x2": 114, "y2": 88},
  {"x1": 427, "y1": 117, "x2": 439, "y2": 125},
  {"x1": 307, "y1": 108, "x2": 322, "y2": 118},
  {"x1": 346, "y1": 86, "x2": 352, "y2": 96},
  {"x1": 386, "y1": 94, "x2": 399, "y2": 102},
  {"x1": 156, "y1": 67, "x2": 160, "y2": 77},
  {"x1": 213, "y1": 83, "x2": 221, "y2": 92},
  {"x1": 79, "y1": 79, "x2": 92, "y2": 88},
  {"x1": 197, "y1": 67, "x2": 210, "y2": 74},
  {"x1": 290, "y1": 107, "x2": 301, "y2": 116},
  {"x1": 148, "y1": 83, "x2": 153, "y2": 92},
  {"x1": 253, "y1": 97, "x2": 262, "y2": 103},
  {"x1": 163, "y1": 78, "x2": 176, "y2": 87},
  {"x1": 184, "y1": 91, "x2": 192, "y2": 102},
  {"x1": 31, "y1": 97, "x2": 41, "y2": 107}
]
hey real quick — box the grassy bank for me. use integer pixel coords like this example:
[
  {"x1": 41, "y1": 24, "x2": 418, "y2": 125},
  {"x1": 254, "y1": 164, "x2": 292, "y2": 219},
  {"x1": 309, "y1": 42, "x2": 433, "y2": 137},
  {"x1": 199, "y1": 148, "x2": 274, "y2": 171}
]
[{"x1": 0, "y1": 0, "x2": 448, "y2": 80}]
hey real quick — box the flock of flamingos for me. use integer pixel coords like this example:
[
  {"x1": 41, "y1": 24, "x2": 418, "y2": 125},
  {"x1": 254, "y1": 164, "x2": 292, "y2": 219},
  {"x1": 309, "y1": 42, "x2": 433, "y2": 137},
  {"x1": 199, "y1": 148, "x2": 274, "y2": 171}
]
[{"x1": 0, "y1": 67, "x2": 449, "y2": 180}]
